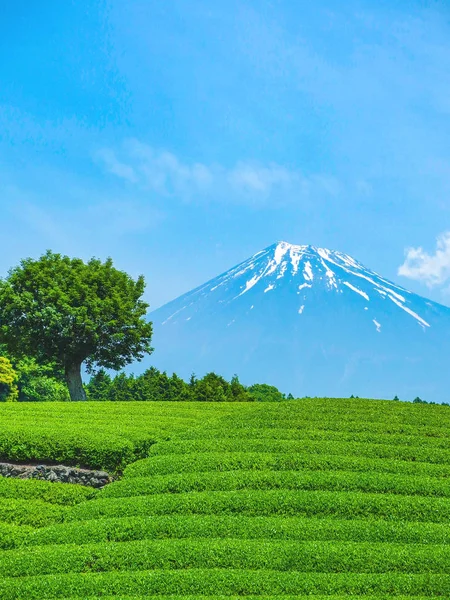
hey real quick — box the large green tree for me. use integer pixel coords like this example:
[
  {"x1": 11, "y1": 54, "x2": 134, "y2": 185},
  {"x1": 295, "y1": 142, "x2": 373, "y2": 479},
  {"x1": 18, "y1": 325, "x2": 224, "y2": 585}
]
[{"x1": 0, "y1": 251, "x2": 153, "y2": 400}]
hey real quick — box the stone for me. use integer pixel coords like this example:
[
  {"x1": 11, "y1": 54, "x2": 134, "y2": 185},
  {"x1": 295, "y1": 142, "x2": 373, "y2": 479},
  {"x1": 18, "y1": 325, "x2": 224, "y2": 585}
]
[{"x1": 0, "y1": 461, "x2": 115, "y2": 488}]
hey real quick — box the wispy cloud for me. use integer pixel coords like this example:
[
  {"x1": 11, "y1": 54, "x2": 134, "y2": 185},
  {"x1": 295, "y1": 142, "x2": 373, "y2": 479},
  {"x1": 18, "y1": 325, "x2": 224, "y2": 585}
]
[
  {"x1": 95, "y1": 148, "x2": 138, "y2": 183},
  {"x1": 95, "y1": 139, "x2": 340, "y2": 205},
  {"x1": 398, "y1": 232, "x2": 450, "y2": 287}
]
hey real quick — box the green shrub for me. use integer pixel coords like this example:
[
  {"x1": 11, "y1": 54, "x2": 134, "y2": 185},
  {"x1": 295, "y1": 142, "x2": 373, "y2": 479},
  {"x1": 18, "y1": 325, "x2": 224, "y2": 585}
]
[
  {"x1": 0, "y1": 499, "x2": 65, "y2": 527},
  {"x1": 67, "y1": 489, "x2": 450, "y2": 523},
  {"x1": 3, "y1": 397, "x2": 450, "y2": 598},
  {"x1": 248, "y1": 383, "x2": 285, "y2": 402},
  {"x1": 123, "y1": 450, "x2": 450, "y2": 479},
  {"x1": 0, "y1": 479, "x2": 95, "y2": 505},
  {"x1": 22, "y1": 515, "x2": 450, "y2": 548},
  {"x1": 4, "y1": 538, "x2": 450, "y2": 578},
  {"x1": 0, "y1": 428, "x2": 136, "y2": 472},
  {"x1": 0, "y1": 570, "x2": 450, "y2": 598},
  {"x1": 0, "y1": 357, "x2": 18, "y2": 402},
  {"x1": 0, "y1": 523, "x2": 33, "y2": 550},
  {"x1": 99, "y1": 469, "x2": 450, "y2": 499}
]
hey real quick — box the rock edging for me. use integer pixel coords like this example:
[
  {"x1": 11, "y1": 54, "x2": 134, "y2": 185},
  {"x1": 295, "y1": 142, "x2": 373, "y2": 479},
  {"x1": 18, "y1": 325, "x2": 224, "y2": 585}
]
[{"x1": 0, "y1": 462, "x2": 114, "y2": 488}]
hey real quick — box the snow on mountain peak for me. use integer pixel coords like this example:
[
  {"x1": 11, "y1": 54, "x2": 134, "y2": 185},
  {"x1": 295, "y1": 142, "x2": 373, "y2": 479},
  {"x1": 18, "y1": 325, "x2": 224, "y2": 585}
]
[
  {"x1": 157, "y1": 241, "x2": 436, "y2": 333},
  {"x1": 148, "y1": 241, "x2": 450, "y2": 401}
]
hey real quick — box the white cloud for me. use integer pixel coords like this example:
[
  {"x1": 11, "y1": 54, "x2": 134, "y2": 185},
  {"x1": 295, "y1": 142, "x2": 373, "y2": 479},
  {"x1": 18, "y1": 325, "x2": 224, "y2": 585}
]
[
  {"x1": 95, "y1": 148, "x2": 137, "y2": 183},
  {"x1": 398, "y1": 232, "x2": 450, "y2": 286},
  {"x1": 228, "y1": 162, "x2": 298, "y2": 195},
  {"x1": 96, "y1": 139, "x2": 339, "y2": 205}
]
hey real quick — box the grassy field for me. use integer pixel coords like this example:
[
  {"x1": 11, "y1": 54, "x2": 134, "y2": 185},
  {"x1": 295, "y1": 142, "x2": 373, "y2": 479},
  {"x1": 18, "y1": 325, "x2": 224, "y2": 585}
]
[{"x1": 1, "y1": 398, "x2": 450, "y2": 598}]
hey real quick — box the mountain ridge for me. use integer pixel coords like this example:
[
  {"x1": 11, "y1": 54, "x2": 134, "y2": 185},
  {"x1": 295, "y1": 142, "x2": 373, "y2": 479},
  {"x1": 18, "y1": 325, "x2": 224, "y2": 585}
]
[{"x1": 145, "y1": 241, "x2": 450, "y2": 402}]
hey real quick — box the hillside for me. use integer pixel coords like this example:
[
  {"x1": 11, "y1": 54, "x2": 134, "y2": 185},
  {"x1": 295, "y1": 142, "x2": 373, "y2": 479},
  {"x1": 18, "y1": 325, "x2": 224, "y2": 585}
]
[
  {"x1": 147, "y1": 242, "x2": 450, "y2": 402},
  {"x1": 2, "y1": 399, "x2": 450, "y2": 596}
]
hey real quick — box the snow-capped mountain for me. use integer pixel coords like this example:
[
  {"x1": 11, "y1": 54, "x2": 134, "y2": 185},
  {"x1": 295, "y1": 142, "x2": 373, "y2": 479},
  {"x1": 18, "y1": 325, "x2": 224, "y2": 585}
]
[{"x1": 146, "y1": 242, "x2": 450, "y2": 402}]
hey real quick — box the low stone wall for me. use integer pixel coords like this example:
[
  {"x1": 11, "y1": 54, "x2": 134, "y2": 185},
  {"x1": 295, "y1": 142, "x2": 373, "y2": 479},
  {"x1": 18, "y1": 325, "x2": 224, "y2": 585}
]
[{"x1": 0, "y1": 462, "x2": 114, "y2": 488}]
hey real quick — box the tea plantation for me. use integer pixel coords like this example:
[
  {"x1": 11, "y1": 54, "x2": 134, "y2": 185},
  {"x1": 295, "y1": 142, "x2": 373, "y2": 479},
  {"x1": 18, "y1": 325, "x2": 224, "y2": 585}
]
[{"x1": 1, "y1": 398, "x2": 450, "y2": 598}]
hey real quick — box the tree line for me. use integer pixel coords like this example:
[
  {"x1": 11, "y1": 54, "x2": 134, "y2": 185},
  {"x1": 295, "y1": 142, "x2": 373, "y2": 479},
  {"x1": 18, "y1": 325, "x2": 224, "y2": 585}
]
[{"x1": 0, "y1": 353, "x2": 290, "y2": 403}]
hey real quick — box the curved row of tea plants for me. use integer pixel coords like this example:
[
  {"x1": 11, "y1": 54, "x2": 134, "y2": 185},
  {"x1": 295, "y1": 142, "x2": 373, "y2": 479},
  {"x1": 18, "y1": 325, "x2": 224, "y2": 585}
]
[{"x1": 2, "y1": 398, "x2": 450, "y2": 597}]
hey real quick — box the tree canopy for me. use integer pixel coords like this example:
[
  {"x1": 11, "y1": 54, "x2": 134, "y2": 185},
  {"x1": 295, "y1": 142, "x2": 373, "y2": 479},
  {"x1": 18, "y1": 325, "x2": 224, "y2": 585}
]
[
  {"x1": 0, "y1": 356, "x2": 18, "y2": 402},
  {"x1": 0, "y1": 251, "x2": 153, "y2": 400}
]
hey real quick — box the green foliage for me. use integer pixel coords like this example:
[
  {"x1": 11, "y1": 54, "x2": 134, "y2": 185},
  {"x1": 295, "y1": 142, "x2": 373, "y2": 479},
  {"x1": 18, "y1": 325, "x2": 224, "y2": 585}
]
[
  {"x1": 0, "y1": 427, "x2": 136, "y2": 473},
  {"x1": 190, "y1": 372, "x2": 249, "y2": 402},
  {"x1": 3, "y1": 398, "x2": 450, "y2": 596},
  {"x1": 0, "y1": 478, "x2": 95, "y2": 505},
  {"x1": 13, "y1": 357, "x2": 69, "y2": 402},
  {"x1": 66, "y1": 487, "x2": 450, "y2": 523},
  {"x1": 0, "y1": 401, "x2": 235, "y2": 470},
  {"x1": 0, "y1": 251, "x2": 153, "y2": 399},
  {"x1": 86, "y1": 368, "x2": 262, "y2": 402},
  {"x1": 0, "y1": 498, "x2": 66, "y2": 527},
  {"x1": 247, "y1": 383, "x2": 285, "y2": 402},
  {"x1": 0, "y1": 351, "x2": 69, "y2": 402},
  {"x1": 86, "y1": 369, "x2": 112, "y2": 400},
  {"x1": 100, "y1": 468, "x2": 450, "y2": 499},
  {"x1": 0, "y1": 570, "x2": 449, "y2": 598},
  {"x1": 0, "y1": 356, "x2": 18, "y2": 402},
  {"x1": 5, "y1": 538, "x2": 450, "y2": 578},
  {"x1": 22, "y1": 513, "x2": 450, "y2": 547},
  {"x1": 0, "y1": 523, "x2": 33, "y2": 550}
]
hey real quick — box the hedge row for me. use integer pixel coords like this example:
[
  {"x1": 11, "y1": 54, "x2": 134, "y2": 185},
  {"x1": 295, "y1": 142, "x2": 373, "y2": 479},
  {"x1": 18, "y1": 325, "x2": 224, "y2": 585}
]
[
  {"x1": 0, "y1": 403, "x2": 238, "y2": 470},
  {"x1": 66, "y1": 489, "x2": 450, "y2": 523},
  {"x1": 123, "y1": 451, "x2": 450, "y2": 479},
  {"x1": 0, "y1": 428, "x2": 137, "y2": 472},
  {"x1": 0, "y1": 479, "x2": 96, "y2": 505},
  {"x1": 0, "y1": 524, "x2": 33, "y2": 551},
  {"x1": 21, "y1": 515, "x2": 450, "y2": 548},
  {"x1": 177, "y1": 421, "x2": 450, "y2": 439},
  {"x1": 58, "y1": 597, "x2": 439, "y2": 600},
  {"x1": 1, "y1": 570, "x2": 450, "y2": 599},
  {"x1": 4, "y1": 538, "x2": 450, "y2": 578},
  {"x1": 4, "y1": 427, "x2": 450, "y2": 473},
  {"x1": 0, "y1": 498, "x2": 65, "y2": 528},
  {"x1": 144, "y1": 437, "x2": 450, "y2": 465},
  {"x1": 154, "y1": 428, "x2": 450, "y2": 451},
  {"x1": 99, "y1": 469, "x2": 450, "y2": 499}
]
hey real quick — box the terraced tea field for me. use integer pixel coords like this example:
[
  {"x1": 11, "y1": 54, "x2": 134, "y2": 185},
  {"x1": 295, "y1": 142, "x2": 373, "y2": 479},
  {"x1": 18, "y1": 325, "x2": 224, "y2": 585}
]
[{"x1": 1, "y1": 398, "x2": 450, "y2": 598}]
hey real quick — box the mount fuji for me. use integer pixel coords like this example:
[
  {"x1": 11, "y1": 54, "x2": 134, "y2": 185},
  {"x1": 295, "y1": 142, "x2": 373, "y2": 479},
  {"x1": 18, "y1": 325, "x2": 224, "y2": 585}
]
[{"x1": 146, "y1": 242, "x2": 450, "y2": 402}]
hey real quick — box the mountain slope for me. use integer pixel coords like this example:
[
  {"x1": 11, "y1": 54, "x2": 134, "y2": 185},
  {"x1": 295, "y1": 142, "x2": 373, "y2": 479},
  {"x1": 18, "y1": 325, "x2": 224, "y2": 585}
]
[{"x1": 146, "y1": 242, "x2": 450, "y2": 402}]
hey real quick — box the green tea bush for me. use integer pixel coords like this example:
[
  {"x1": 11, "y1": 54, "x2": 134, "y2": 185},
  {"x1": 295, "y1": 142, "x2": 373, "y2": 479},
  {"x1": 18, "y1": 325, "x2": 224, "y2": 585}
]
[
  {"x1": 0, "y1": 499, "x2": 65, "y2": 527},
  {"x1": 0, "y1": 479, "x2": 95, "y2": 505},
  {"x1": 3, "y1": 398, "x2": 450, "y2": 597},
  {"x1": 99, "y1": 469, "x2": 450, "y2": 499},
  {"x1": 1, "y1": 570, "x2": 450, "y2": 599},
  {"x1": 0, "y1": 523, "x2": 33, "y2": 550},
  {"x1": 22, "y1": 514, "x2": 450, "y2": 548},
  {"x1": 0, "y1": 427, "x2": 136, "y2": 472},
  {"x1": 4, "y1": 538, "x2": 450, "y2": 578},
  {"x1": 124, "y1": 450, "x2": 450, "y2": 479},
  {"x1": 67, "y1": 489, "x2": 450, "y2": 523}
]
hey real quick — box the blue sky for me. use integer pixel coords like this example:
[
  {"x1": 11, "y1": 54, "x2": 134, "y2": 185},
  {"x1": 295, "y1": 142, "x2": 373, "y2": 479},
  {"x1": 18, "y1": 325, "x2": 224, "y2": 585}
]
[{"x1": 1, "y1": 0, "x2": 450, "y2": 309}]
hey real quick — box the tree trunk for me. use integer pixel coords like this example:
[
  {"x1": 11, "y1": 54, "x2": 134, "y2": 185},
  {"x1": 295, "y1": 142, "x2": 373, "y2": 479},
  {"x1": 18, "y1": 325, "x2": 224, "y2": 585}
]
[{"x1": 65, "y1": 362, "x2": 87, "y2": 401}]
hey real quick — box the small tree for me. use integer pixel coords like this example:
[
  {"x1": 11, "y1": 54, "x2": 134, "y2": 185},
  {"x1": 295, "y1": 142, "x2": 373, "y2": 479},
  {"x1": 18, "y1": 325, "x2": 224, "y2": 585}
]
[
  {"x1": 248, "y1": 383, "x2": 284, "y2": 402},
  {"x1": 230, "y1": 374, "x2": 250, "y2": 402},
  {"x1": 87, "y1": 369, "x2": 113, "y2": 401},
  {"x1": 0, "y1": 251, "x2": 153, "y2": 400},
  {"x1": 393, "y1": 395, "x2": 400, "y2": 401},
  {"x1": 0, "y1": 356, "x2": 18, "y2": 402},
  {"x1": 413, "y1": 396, "x2": 426, "y2": 404}
]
